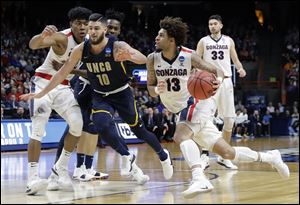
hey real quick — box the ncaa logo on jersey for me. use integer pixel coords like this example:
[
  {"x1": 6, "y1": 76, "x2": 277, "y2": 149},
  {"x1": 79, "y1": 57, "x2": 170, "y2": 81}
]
[
  {"x1": 178, "y1": 56, "x2": 185, "y2": 66},
  {"x1": 105, "y1": 47, "x2": 112, "y2": 57}
]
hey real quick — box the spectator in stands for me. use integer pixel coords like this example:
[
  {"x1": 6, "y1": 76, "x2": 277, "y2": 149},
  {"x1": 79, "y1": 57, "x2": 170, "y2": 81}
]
[
  {"x1": 242, "y1": 108, "x2": 250, "y2": 137},
  {"x1": 12, "y1": 106, "x2": 28, "y2": 119},
  {"x1": 153, "y1": 107, "x2": 167, "y2": 142},
  {"x1": 142, "y1": 107, "x2": 161, "y2": 141},
  {"x1": 235, "y1": 100, "x2": 244, "y2": 111},
  {"x1": 262, "y1": 110, "x2": 272, "y2": 136},
  {"x1": 267, "y1": 102, "x2": 275, "y2": 115},
  {"x1": 234, "y1": 109, "x2": 244, "y2": 138},
  {"x1": 213, "y1": 115, "x2": 224, "y2": 131},
  {"x1": 277, "y1": 102, "x2": 285, "y2": 114},
  {"x1": 289, "y1": 108, "x2": 299, "y2": 136},
  {"x1": 249, "y1": 110, "x2": 262, "y2": 137},
  {"x1": 162, "y1": 109, "x2": 176, "y2": 142},
  {"x1": 274, "y1": 108, "x2": 282, "y2": 118},
  {"x1": 145, "y1": 96, "x2": 157, "y2": 108},
  {"x1": 3, "y1": 94, "x2": 19, "y2": 110}
]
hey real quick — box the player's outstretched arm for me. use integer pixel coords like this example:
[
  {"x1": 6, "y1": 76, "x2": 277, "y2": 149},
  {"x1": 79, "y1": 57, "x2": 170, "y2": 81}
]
[
  {"x1": 29, "y1": 25, "x2": 67, "y2": 52},
  {"x1": 20, "y1": 43, "x2": 84, "y2": 101},
  {"x1": 114, "y1": 41, "x2": 147, "y2": 64}
]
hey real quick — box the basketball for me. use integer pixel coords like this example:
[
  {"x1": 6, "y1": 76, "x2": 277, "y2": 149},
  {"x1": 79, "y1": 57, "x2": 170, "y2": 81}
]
[{"x1": 187, "y1": 70, "x2": 217, "y2": 100}]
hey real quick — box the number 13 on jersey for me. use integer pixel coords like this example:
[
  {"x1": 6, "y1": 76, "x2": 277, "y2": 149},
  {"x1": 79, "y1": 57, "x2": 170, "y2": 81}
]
[{"x1": 166, "y1": 78, "x2": 181, "y2": 92}]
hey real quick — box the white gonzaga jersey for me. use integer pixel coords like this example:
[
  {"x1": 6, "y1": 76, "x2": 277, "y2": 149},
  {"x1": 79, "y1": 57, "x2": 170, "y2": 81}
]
[
  {"x1": 202, "y1": 35, "x2": 232, "y2": 77},
  {"x1": 153, "y1": 46, "x2": 193, "y2": 113},
  {"x1": 36, "y1": 28, "x2": 80, "y2": 81}
]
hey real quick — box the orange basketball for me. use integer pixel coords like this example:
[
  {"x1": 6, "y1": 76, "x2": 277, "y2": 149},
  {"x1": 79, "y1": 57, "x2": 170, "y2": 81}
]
[{"x1": 187, "y1": 70, "x2": 217, "y2": 100}]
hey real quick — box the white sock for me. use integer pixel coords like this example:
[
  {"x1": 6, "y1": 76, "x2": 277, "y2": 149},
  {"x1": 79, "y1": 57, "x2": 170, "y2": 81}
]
[
  {"x1": 259, "y1": 152, "x2": 274, "y2": 163},
  {"x1": 28, "y1": 162, "x2": 38, "y2": 181},
  {"x1": 191, "y1": 167, "x2": 204, "y2": 181},
  {"x1": 180, "y1": 139, "x2": 203, "y2": 169},
  {"x1": 233, "y1": 147, "x2": 259, "y2": 163},
  {"x1": 55, "y1": 148, "x2": 71, "y2": 169}
]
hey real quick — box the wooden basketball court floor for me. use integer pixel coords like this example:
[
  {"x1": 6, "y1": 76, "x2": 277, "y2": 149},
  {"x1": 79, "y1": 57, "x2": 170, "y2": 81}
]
[{"x1": 1, "y1": 136, "x2": 299, "y2": 204}]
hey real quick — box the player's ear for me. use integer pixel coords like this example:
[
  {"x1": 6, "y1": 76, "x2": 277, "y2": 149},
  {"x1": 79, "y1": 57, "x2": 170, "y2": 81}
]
[
  {"x1": 69, "y1": 21, "x2": 73, "y2": 28},
  {"x1": 170, "y1": 37, "x2": 175, "y2": 44},
  {"x1": 220, "y1": 23, "x2": 223, "y2": 29}
]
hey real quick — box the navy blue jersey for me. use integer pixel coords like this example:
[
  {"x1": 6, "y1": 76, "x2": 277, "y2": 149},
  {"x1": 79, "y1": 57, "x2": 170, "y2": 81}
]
[{"x1": 81, "y1": 37, "x2": 131, "y2": 92}]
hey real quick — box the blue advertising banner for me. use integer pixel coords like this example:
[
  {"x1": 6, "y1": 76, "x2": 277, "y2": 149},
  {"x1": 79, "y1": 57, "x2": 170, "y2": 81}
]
[
  {"x1": 1, "y1": 119, "x2": 144, "y2": 151},
  {"x1": 1, "y1": 119, "x2": 68, "y2": 151}
]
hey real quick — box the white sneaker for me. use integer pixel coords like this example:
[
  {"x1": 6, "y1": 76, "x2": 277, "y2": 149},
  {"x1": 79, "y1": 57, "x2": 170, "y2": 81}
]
[
  {"x1": 200, "y1": 154, "x2": 210, "y2": 170},
  {"x1": 47, "y1": 172, "x2": 59, "y2": 191},
  {"x1": 52, "y1": 165, "x2": 73, "y2": 191},
  {"x1": 160, "y1": 149, "x2": 173, "y2": 180},
  {"x1": 182, "y1": 176, "x2": 214, "y2": 198},
  {"x1": 26, "y1": 178, "x2": 48, "y2": 195},
  {"x1": 267, "y1": 150, "x2": 290, "y2": 179},
  {"x1": 121, "y1": 154, "x2": 136, "y2": 177},
  {"x1": 217, "y1": 156, "x2": 238, "y2": 170},
  {"x1": 130, "y1": 163, "x2": 150, "y2": 185},
  {"x1": 72, "y1": 165, "x2": 94, "y2": 182},
  {"x1": 87, "y1": 168, "x2": 109, "y2": 179}
]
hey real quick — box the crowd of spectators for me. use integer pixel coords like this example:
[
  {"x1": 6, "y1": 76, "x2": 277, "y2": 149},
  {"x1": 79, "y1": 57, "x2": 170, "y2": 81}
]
[
  {"x1": 1, "y1": 8, "x2": 259, "y2": 121},
  {"x1": 282, "y1": 26, "x2": 299, "y2": 106},
  {"x1": 228, "y1": 99, "x2": 299, "y2": 138}
]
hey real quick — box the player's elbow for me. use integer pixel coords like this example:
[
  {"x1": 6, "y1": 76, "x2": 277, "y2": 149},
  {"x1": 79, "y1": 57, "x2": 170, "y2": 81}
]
[
  {"x1": 135, "y1": 56, "x2": 147, "y2": 64},
  {"x1": 147, "y1": 86, "x2": 158, "y2": 97},
  {"x1": 29, "y1": 42, "x2": 38, "y2": 50}
]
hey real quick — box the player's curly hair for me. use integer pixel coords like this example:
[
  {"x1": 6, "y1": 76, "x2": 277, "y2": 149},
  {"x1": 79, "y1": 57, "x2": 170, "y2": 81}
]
[
  {"x1": 68, "y1": 6, "x2": 93, "y2": 21},
  {"x1": 159, "y1": 16, "x2": 189, "y2": 46},
  {"x1": 105, "y1": 9, "x2": 125, "y2": 24}
]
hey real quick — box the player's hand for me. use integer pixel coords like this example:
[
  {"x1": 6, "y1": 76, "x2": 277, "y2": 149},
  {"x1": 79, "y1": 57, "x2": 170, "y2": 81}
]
[
  {"x1": 41, "y1": 25, "x2": 58, "y2": 38},
  {"x1": 114, "y1": 48, "x2": 134, "y2": 62},
  {"x1": 156, "y1": 80, "x2": 167, "y2": 94},
  {"x1": 212, "y1": 77, "x2": 221, "y2": 94},
  {"x1": 237, "y1": 68, "x2": 246, "y2": 77},
  {"x1": 19, "y1": 92, "x2": 44, "y2": 101}
]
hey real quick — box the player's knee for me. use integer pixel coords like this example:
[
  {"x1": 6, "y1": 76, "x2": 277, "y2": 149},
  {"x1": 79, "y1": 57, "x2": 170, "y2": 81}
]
[
  {"x1": 64, "y1": 106, "x2": 83, "y2": 137},
  {"x1": 223, "y1": 117, "x2": 235, "y2": 132},
  {"x1": 30, "y1": 117, "x2": 47, "y2": 142},
  {"x1": 93, "y1": 114, "x2": 113, "y2": 134},
  {"x1": 69, "y1": 117, "x2": 83, "y2": 137},
  {"x1": 126, "y1": 114, "x2": 139, "y2": 127},
  {"x1": 219, "y1": 147, "x2": 235, "y2": 160},
  {"x1": 67, "y1": 110, "x2": 83, "y2": 137}
]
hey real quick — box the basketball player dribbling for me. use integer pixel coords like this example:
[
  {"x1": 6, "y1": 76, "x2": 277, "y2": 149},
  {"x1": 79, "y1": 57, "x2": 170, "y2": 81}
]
[
  {"x1": 147, "y1": 16, "x2": 290, "y2": 198},
  {"x1": 196, "y1": 14, "x2": 247, "y2": 169}
]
